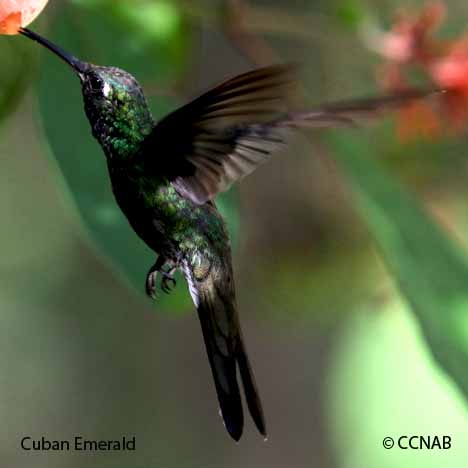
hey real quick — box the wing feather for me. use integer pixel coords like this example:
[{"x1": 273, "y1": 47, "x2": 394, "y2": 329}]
[{"x1": 142, "y1": 65, "x2": 440, "y2": 204}]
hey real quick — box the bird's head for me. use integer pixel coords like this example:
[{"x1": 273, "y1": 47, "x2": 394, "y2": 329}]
[{"x1": 20, "y1": 28, "x2": 153, "y2": 158}]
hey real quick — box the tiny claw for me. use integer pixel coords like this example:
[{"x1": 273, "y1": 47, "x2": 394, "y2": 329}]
[
  {"x1": 145, "y1": 270, "x2": 158, "y2": 300},
  {"x1": 145, "y1": 260, "x2": 177, "y2": 299},
  {"x1": 161, "y1": 271, "x2": 176, "y2": 294}
]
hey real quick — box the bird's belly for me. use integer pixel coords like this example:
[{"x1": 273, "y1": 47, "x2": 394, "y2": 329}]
[
  {"x1": 108, "y1": 175, "x2": 169, "y2": 254},
  {"x1": 116, "y1": 197, "x2": 170, "y2": 255},
  {"x1": 110, "y1": 174, "x2": 220, "y2": 258}
]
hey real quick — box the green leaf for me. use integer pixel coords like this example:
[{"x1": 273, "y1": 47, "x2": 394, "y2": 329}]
[
  {"x1": 70, "y1": 0, "x2": 186, "y2": 61},
  {"x1": 0, "y1": 37, "x2": 36, "y2": 123},
  {"x1": 329, "y1": 129, "x2": 468, "y2": 403},
  {"x1": 334, "y1": 0, "x2": 367, "y2": 30},
  {"x1": 327, "y1": 301, "x2": 468, "y2": 468}
]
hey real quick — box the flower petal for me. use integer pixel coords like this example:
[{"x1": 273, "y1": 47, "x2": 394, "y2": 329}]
[{"x1": 0, "y1": 0, "x2": 49, "y2": 35}]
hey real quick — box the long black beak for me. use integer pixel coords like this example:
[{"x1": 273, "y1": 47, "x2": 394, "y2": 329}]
[{"x1": 19, "y1": 27, "x2": 89, "y2": 76}]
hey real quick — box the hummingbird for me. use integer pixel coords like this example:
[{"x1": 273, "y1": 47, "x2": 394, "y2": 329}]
[{"x1": 18, "y1": 27, "x2": 436, "y2": 441}]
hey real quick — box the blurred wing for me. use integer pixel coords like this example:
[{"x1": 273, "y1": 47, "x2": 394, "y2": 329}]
[
  {"x1": 292, "y1": 89, "x2": 442, "y2": 125},
  {"x1": 143, "y1": 65, "x2": 297, "y2": 204},
  {"x1": 143, "y1": 65, "x2": 439, "y2": 205}
]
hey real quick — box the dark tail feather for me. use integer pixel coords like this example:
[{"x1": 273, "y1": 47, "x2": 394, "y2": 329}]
[
  {"x1": 197, "y1": 303, "x2": 244, "y2": 441},
  {"x1": 186, "y1": 256, "x2": 266, "y2": 441},
  {"x1": 236, "y1": 334, "x2": 267, "y2": 437}
]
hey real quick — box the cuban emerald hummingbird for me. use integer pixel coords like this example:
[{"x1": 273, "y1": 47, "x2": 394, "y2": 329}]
[{"x1": 18, "y1": 27, "x2": 436, "y2": 441}]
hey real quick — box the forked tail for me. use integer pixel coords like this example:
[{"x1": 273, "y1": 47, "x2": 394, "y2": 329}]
[{"x1": 183, "y1": 252, "x2": 266, "y2": 441}]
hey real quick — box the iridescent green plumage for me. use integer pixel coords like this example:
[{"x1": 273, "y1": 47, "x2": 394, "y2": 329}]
[
  {"x1": 19, "y1": 26, "x2": 437, "y2": 441},
  {"x1": 79, "y1": 64, "x2": 257, "y2": 440},
  {"x1": 81, "y1": 66, "x2": 229, "y2": 266}
]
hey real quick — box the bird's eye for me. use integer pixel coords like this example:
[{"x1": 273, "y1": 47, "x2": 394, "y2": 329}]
[{"x1": 88, "y1": 75, "x2": 103, "y2": 92}]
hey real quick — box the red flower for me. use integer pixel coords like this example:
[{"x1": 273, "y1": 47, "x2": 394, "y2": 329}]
[
  {"x1": 396, "y1": 100, "x2": 441, "y2": 141},
  {"x1": 372, "y1": 1, "x2": 445, "y2": 65},
  {"x1": 369, "y1": 1, "x2": 468, "y2": 139},
  {"x1": 430, "y1": 38, "x2": 468, "y2": 131}
]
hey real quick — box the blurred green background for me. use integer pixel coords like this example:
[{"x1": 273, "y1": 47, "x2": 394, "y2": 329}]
[{"x1": 3, "y1": 0, "x2": 468, "y2": 466}]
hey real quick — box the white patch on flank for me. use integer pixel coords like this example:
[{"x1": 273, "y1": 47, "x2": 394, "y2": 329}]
[
  {"x1": 103, "y1": 82, "x2": 111, "y2": 97},
  {"x1": 182, "y1": 260, "x2": 199, "y2": 307}
]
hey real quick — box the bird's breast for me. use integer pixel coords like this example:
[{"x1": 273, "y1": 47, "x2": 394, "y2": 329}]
[{"x1": 108, "y1": 168, "x2": 228, "y2": 257}]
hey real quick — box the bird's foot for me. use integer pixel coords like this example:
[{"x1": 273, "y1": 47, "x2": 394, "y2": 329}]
[
  {"x1": 161, "y1": 269, "x2": 177, "y2": 294},
  {"x1": 146, "y1": 263, "x2": 177, "y2": 299},
  {"x1": 146, "y1": 270, "x2": 158, "y2": 300}
]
